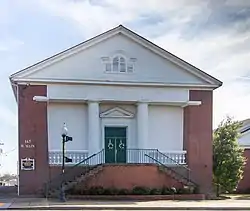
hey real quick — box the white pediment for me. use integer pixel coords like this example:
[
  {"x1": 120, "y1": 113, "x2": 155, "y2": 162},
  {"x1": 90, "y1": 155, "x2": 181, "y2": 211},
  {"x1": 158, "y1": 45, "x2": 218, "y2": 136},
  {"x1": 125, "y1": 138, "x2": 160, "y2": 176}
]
[
  {"x1": 100, "y1": 107, "x2": 134, "y2": 118},
  {"x1": 10, "y1": 25, "x2": 222, "y2": 90}
]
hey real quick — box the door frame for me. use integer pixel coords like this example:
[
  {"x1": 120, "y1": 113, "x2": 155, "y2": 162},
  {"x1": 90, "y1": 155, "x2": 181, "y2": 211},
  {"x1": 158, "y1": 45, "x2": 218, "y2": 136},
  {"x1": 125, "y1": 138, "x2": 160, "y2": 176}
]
[{"x1": 101, "y1": 119, "x2": 131, "y2": 150}]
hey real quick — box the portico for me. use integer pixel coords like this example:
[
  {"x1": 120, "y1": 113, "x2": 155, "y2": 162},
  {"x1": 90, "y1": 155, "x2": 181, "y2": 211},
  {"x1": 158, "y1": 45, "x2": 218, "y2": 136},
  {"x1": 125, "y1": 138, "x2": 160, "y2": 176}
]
[{"x1": 43, "y1": 93, "x2": 199, "y2": 166}]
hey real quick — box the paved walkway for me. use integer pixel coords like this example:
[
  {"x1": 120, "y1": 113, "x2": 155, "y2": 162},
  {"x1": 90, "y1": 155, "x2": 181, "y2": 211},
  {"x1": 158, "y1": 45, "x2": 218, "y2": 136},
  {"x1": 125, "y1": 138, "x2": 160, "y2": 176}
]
[
  {"x1": 0, "y1": 198, "x2": 250, "y2": 210},
  {"x1": 0, "y1": 196, "x2": 248, "y2": 210}
]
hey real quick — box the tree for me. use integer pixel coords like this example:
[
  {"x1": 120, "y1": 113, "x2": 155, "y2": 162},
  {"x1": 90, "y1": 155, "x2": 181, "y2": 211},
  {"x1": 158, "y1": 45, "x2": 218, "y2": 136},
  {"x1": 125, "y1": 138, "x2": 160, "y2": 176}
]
[{"x1": 213, "y1": 116, "x2": 246, "y2": 196}]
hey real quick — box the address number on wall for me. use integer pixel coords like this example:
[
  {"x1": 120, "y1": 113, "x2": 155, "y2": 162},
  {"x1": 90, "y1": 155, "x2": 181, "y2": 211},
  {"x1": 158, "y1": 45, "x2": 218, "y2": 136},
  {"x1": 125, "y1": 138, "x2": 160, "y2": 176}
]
[{"x1": 21, "y1": 140, "x2": 35, "y2": 149}]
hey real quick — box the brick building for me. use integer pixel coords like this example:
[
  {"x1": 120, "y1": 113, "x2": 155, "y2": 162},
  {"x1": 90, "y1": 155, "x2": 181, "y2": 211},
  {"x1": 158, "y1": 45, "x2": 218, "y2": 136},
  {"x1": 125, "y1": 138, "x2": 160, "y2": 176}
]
[{"x1": 9, "y1": 25, "x2": 222, "y2": 196}]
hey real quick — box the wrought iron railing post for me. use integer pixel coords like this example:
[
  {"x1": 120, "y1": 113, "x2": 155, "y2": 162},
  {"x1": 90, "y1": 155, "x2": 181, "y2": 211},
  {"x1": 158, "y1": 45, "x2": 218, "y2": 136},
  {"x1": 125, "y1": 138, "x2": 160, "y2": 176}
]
[{"x1": 144, "y1": 153, "x2": 198, "y2": 187}]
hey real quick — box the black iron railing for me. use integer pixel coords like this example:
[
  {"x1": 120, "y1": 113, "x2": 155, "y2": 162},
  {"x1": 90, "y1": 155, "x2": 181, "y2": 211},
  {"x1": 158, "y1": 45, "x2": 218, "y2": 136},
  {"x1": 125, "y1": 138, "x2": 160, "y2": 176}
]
[
  {"x1": 156, "y1": 149, "x2": 190, "y2": 179},
  {"x1": 44, "y1": 149, "x2": 104, "y2": 198},
  {"x1": 144, "y1": 153, "x2": 198, "y2": 187}
]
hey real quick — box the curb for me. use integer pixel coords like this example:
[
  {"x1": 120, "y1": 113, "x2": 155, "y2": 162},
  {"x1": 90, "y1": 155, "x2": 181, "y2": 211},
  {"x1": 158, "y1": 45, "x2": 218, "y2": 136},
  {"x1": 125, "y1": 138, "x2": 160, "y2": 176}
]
[{"x1": 5, "y1": 206, "x2": 250, "y2": 210}]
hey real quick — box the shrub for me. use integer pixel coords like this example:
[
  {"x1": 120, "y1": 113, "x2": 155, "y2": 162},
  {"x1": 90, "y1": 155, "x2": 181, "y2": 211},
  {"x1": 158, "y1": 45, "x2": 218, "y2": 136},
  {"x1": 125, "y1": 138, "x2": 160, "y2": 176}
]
[
  {"x1": 103, "y1": 187, "x2": 119, "y2": 195},
  {"x1": 117, "y1": 188, "x2": 129, "y2": 195},
  {"x1": 66, "y1": 186, "x2": 196, "y2": 195},
  {"x1": 161, "y1": 187, "x2": 171, "y2": 195},
  {"x1": 150, "y1": 188, "x2": 162, "y2": 195},
  {"x1": 88, "y1": 186, "x2": 105, "y2": 195},
  {"x1": 132, "y1": 186, "x2": 151, "y2": 195}
]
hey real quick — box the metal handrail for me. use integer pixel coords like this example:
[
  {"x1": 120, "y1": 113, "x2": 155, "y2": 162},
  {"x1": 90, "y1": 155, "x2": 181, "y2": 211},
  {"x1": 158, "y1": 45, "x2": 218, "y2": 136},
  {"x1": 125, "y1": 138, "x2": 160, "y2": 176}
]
[
  {"x1": 144, "y1": 153, "x2": 198, "y2": 187},
  {"x1": 44, "y1": 149, "x2": 104, "y2": 198},
  {"x1": 156, "y1": 150, "x2": 190, "y2": 171}
]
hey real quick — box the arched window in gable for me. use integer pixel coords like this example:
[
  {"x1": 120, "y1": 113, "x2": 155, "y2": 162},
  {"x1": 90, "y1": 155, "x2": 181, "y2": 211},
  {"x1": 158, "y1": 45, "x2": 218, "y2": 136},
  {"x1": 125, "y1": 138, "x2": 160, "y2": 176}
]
[
  {"x1": 112, "y1": 56, "x2": 127, "y2": 72},
  {"x1": 113, "y1": 56, "x2": 119, "y2": 72},
  {"x1": 119, "y1": 56, "x2": 126, "y2": 72},
  {"x1": 102, "y1": 54, "x2": 135, "y2": 73}
]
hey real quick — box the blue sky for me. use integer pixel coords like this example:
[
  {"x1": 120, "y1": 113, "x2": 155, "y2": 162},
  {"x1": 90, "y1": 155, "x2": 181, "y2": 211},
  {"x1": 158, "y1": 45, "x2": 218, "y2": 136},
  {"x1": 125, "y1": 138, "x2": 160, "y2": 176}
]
[{"x1": 1, "y1": 0, "x2": 250, "y2": 174}]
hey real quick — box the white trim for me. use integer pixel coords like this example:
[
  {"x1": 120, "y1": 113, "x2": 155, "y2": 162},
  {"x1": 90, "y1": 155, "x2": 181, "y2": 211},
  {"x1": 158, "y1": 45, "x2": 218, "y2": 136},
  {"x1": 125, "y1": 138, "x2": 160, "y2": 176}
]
[
  {"x1": 49, "y1": 149, "x2": 88, "y2": 152},
  {"x1": 101, "y1": 120, "x2": 131, "y2": 150},
  {"x1": 123, "y1": 30, "x2": 220, "y2": 85},
  {"x1": 240, "y1": 145, "x2": 250, "y2": 149},
  {"x1": 13, "y1": 78, "x2": 218, "y2": 89},
  {"x1": 10, "y1": 25, "x2": 222, "y2": 87},
  {"x1": 100, "y1": 107, "x2": 134, "y2": 118},
  {"x1": 10, "y1": 26, "x2": 121, "y2": 79},
  {"x1": 33, "y1": 96, "x2": 202, "y2": 107},
  {"x1": 33, "y1": 96, "x2": 48, "y2": 102},
  {"x1": 161, "y1": 150, "x2": 187, "y2": 154},
  {"x1": 181, "y1": 101, "x2": 202, "y2": 107},
  {"x1": 240, "y1": 128, "x2": 250, "y2": 135}
]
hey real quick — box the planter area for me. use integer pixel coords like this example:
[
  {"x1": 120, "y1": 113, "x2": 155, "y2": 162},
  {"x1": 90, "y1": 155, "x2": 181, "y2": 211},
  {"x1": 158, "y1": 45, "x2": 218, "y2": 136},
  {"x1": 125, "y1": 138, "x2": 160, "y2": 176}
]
[
  {"x1": 67, "y1": 194, "x2": 206, "y2": 200},
  {"x1": 66, "y1": 186, "x2": 204, "y2": 200}
]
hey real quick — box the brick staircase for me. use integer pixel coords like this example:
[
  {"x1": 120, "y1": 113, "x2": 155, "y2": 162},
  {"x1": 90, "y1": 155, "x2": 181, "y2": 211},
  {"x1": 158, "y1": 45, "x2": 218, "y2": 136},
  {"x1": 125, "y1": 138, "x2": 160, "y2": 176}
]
[
  {"x1": 48, "y1": 165, "x2": 103, "y2": 198},
  {"x1": 159, "y1": 166, "x2": 196, "y2": 187},
  {"x1": 44, "y1": 150, "x2": 105, "y2": 198},
  {"x1": 44, "y1": 149, "x2": 198, "y2": 198},
  {"x1": 145, "y1": 153, "x2": 198, "y2": 189}
]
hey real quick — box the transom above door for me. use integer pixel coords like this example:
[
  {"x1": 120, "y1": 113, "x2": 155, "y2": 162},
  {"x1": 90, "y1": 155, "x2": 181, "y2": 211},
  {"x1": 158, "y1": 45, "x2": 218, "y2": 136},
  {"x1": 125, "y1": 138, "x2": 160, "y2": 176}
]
[{"x1": 104, "y1": 127, "x2": 127, "y2": 163}]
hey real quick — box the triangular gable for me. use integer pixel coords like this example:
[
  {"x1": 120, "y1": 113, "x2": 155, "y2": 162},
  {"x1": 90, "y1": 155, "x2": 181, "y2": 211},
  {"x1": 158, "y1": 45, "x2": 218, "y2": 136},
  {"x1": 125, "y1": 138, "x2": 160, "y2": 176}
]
[
  {"x1": 100, "y1": 107, "x2": 134, "y2": 118},
  {"x1": 9, "y1": 25, "x2": 222, "y2": 88}
]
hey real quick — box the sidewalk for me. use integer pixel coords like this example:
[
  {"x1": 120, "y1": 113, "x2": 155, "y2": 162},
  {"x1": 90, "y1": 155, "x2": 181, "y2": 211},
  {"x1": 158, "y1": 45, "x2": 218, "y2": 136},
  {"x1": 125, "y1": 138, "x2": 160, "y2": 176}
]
[{"x1": 0, "y1": 197, "x2": 250, "y2": 210}]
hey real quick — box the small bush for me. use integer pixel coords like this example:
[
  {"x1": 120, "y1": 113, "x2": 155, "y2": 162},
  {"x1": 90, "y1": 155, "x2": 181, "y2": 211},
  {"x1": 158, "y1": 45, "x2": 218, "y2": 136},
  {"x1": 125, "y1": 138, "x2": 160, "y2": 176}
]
[
  {"x1": 88, "y1": 186, "x2": 105, "y2": 195},
  {"x1": 176, "y1": 186, "x2": 192, "y2": 194},
  {"x1": 161, "y1": 187, "x2": 171, "y2": 195},
  {"x1": 150, "y1": 188, "x2": 162, "y2": 195},
  {"x1": 80, "y1": 188, "x2": 88, "y2": 195},
  {"x1": 117, "y1": 188, "x2": 129, "y2": 195},
  {"x1": 132, "y1": 186, "x2": 151, "y2": 195},
  {"x1": 103, "y1": 187, "x2": 119, "y2": 195},
  {"x1": 66, "y1": 186, "x2": 197, "y2": 195}
]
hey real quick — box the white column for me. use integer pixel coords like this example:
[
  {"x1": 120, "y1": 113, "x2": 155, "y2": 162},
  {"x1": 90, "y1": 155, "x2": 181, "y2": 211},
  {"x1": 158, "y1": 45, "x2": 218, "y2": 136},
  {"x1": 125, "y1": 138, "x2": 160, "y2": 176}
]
[
  {"x1": 88, "y1": 101, "x2": 100, "y2": 157},
  {"x1": 137, "y1": 102, "x2": 148, "y2": 149}
]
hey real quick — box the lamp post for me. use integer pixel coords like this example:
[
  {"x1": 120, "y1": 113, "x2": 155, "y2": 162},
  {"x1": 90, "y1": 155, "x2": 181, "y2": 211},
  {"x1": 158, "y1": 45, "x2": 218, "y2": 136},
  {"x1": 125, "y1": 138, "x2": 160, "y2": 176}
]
[
  {"x1": 60, "y1": 123, "x2": 67, "y2": 202},
  {"x1": 59, "y1": 123, "x2": 73, "y2": 202}
]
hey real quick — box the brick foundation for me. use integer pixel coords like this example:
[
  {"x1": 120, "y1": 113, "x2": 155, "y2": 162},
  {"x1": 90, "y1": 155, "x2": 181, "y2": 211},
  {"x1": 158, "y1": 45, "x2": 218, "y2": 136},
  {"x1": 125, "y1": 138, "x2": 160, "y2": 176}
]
[{"x1": 77, "y1": 164, "x2": 183, "y2": 190}]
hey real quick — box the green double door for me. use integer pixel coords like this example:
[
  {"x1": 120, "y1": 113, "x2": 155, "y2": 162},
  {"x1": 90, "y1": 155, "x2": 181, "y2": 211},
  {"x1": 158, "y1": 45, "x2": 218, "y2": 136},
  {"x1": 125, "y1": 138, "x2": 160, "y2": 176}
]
[{"x1": 104, "y1": 127, "x2": 127, "y2": 163}]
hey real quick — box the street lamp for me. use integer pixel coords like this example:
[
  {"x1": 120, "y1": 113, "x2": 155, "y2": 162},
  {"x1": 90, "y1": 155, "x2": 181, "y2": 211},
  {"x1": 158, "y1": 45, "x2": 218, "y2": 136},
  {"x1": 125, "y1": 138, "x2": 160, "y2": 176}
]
[{"x1": 60, "y1": 123, "x2": 73, "y2": 202}]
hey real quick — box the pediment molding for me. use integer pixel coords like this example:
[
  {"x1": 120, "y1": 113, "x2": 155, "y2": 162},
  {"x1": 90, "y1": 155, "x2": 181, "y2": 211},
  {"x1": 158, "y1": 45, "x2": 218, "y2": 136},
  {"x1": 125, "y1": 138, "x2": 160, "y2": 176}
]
[
  {"x1": 10, "y1": 25, "x2": 222, "y2": 89},
  {"x1": 100, "y1": 107, "x2": 134, "y2": 118}
]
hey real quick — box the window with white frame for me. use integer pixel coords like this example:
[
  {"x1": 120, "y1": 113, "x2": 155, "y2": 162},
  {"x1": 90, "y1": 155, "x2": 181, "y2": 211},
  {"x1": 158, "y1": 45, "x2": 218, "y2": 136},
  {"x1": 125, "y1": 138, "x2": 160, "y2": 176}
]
[{"x1": 101, "y1": 55, "x2": 136, "y2": 73}]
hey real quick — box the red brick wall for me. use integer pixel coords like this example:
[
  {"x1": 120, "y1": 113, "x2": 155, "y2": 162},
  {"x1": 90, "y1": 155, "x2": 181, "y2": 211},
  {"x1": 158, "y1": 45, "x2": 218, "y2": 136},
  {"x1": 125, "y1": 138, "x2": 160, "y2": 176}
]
[
  {"x1": 18, "y1": 85, "x2": 48, "y2": 195},
  {"x1": 79, "y1": 165, "x2": 183, "y2": 189},
  {"x1": 183, "y1": 90, "x2": 213, "y2": 194},
  {"x1": 237, "y1": 149, "x2": 250, "y2": 192}
]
